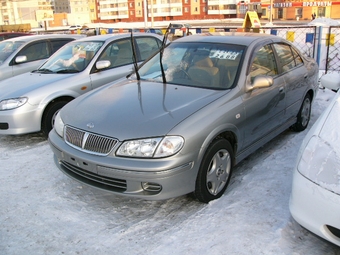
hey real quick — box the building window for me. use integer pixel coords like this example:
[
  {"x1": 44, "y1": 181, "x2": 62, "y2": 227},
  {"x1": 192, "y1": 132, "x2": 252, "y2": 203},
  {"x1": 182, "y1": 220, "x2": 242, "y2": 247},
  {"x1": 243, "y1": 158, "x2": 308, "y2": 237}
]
[
  {"x1": 295, "y1": 7, "x2": 302, "y2": 18},
  {"x1": 184, "y1": 7, "x2": 188, "y2": 12},
  {"x1": 318, "y1": 7, "x2": 325, "y2": 17}
]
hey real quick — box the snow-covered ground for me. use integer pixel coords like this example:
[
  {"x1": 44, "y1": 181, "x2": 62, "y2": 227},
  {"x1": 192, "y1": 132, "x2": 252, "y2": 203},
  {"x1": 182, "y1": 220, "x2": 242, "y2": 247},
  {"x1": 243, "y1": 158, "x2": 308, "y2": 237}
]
[{"x1": 1, "y1": 88, "x2": 340, "y2": 255}]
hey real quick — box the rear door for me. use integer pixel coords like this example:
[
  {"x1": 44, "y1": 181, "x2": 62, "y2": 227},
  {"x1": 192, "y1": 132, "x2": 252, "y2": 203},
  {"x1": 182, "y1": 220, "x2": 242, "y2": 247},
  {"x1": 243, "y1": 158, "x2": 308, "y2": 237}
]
[{"x1": 272, "y1": 43, "x2": 308, "y2": 120}]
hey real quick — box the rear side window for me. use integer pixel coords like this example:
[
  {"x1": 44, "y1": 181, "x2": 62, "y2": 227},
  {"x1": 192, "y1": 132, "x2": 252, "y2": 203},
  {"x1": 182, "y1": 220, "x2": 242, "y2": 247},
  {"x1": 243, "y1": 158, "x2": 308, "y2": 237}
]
[
  {"x1": 50, "y1": 39, "x2": 74, "y2": 55},
  {"x1": 136, "y1": 37, "x2": 161, "y2": 61},
  {"x1": 273, "y1": 43, "x2": 296, "y2": 73},
  {"x1": 291, "y1": 47, "x2": 303, "y2": 66}
]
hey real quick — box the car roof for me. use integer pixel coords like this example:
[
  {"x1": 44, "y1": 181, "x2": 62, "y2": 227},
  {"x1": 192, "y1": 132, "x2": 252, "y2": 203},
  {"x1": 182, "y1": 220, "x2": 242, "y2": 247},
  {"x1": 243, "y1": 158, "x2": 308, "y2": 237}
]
[
  {"x1": 72, "y1": 32, "x2": 163, "y2": 43},
  {"x1": 173, "y1": 32, "x2": 281, "y2": 46},
  {"x1": 4, "y1": 34, "x2": 84, "y2": 43}
]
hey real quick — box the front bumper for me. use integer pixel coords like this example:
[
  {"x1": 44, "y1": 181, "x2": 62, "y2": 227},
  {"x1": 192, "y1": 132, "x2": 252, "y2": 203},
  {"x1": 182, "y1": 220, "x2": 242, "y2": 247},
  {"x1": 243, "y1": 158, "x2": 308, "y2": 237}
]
[
  {"x1": 49, "y1": 129, "x2": 197, "y2": 200},
  {"x1": 0, "y1": 103, "x2": 42, "y2": 135},
  {"x1": 289, "y1": 168, "x2": 340, "y2": 246}
]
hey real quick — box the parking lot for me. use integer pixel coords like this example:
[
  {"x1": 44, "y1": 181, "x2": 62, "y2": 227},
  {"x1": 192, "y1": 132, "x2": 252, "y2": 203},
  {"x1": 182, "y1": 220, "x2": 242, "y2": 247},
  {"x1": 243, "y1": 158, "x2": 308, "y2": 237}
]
[{"x1": 1, "y1": 87, "x2": 339, "y2": 254}]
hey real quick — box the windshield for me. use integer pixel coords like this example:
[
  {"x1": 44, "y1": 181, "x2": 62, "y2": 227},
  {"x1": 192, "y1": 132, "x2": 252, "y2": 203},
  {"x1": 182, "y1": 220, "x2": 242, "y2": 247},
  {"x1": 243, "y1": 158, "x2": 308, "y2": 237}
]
[
  {"x1": 0, "y1": 41, "x2": 24, "y2": 64},
  {"x1": 135, "y1": 42, "x2": 244, "y2": 89},
  {"x1": 37, "y1": 41, "x2": 104, "y2": 73}
]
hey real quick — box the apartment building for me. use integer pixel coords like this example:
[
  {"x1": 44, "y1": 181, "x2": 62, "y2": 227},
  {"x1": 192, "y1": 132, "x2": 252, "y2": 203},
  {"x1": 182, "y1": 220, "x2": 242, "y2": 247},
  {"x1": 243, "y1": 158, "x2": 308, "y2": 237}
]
[{"x1": 0, "y1": 0, "x2": 339, "y2": 29}]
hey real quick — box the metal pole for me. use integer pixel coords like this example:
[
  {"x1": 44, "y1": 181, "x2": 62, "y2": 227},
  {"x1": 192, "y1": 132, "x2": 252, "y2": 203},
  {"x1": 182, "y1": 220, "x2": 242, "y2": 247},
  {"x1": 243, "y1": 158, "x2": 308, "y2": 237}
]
[
  {"x1": 143, "y1": 0, "x2": 147, "y2": 27},
  {"x1": 269, "y1": 0, "x2": 273, "y2": 25}
]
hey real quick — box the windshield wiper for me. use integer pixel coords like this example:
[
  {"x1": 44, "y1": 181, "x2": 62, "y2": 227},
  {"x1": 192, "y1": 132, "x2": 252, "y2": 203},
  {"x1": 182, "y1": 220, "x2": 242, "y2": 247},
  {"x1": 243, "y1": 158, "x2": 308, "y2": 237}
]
[
  {"x1": 130, "y1": 31, "x2": 140, "y2": 81},
  {"x1": 160, "y1": 23, "x2": 171, "y2": 84},
  {"x1": 32, "y1": 68, "x2": 54, "y2": 74},
  {"x1": 56, "y1": 69, "x2": 80, "y2": 73}
]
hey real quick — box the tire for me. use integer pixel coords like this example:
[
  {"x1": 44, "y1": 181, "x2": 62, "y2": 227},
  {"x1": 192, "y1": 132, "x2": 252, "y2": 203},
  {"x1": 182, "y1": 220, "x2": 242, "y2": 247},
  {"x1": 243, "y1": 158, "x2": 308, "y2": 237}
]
[
  {"x1": 291, "y1": 94, "x2": 311, "y2": 132},
  {"x1": 194, "y1": 138, "x2": 234, "y2": 203},
  {"x1": 41, "y1": 101, "x2": 69, "y2": 136}
]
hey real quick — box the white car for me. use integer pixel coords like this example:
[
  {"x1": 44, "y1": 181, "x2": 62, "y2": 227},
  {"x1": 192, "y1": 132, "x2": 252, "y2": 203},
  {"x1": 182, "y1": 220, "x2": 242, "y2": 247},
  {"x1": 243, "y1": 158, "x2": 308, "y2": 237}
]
[
  {"x1": 289, "y1": 72, "x2": 340, "y2": 246},
  {"x1": 0, "y1": 34, "x2": 82, "y2": 81},
  {"x1": 69, "y1": 25, "x2": 82, "y2": 30}
]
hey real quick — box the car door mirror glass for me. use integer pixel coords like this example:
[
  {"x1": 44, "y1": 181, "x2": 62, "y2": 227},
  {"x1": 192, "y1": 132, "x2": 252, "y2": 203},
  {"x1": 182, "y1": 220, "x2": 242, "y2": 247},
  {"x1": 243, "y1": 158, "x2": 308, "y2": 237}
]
[
  {"x1": 247, "y1": 75, "x2": 273, "y2": 92},
  {"x1": 15, "y1": 55, "x2": 27, "y2": 63},
  {"x1": 96, "y1": 60, "x2": 111, "y2": 70}
]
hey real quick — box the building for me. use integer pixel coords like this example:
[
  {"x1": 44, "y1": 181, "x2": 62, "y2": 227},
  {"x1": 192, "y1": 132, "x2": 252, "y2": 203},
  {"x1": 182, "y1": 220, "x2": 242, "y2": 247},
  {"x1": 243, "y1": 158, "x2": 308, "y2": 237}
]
[
  {"x1": 0, "y1": 0, "x2": 340, "y2": 29},
  {"x1": 0, "y1": 0, "x2": 53, "y2": 28}
]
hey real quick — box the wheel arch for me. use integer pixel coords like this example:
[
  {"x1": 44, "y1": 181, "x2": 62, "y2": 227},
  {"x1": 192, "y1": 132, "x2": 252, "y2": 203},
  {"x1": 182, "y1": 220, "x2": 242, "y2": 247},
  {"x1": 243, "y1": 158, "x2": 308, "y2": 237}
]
[
  {"x1": 40, "y1": 95, "x2": 74, "y2": 128},
  {"x1": 306, "y1": 88, "x2": 315, "y2": 102},
  {"x1": 197, "y1": 127, "x2": 239, "y2": 168}
]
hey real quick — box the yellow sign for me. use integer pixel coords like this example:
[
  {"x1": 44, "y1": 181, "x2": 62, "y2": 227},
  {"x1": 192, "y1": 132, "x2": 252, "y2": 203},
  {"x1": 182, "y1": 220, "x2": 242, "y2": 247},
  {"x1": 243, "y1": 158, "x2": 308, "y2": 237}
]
[
  {"x1": 36, "y1": 10, "x2": 54, "y2": 21},
  {"x1": 242, "y1": 11, "x2": 262, "y2": 29}
]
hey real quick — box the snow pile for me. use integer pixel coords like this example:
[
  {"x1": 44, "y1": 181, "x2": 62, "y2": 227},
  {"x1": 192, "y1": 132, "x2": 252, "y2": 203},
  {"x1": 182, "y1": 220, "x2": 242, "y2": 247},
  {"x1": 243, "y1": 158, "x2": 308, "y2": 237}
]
[{"x1": 309, "y1": 17, "x2": 340, "y2": 26}]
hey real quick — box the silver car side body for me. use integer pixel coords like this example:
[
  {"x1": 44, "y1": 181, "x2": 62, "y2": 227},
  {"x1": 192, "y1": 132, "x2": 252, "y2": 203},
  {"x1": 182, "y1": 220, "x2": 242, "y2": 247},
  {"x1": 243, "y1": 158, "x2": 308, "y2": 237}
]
[{"x1": 49, "y1": 33, "x2": 319, "y2": 202}]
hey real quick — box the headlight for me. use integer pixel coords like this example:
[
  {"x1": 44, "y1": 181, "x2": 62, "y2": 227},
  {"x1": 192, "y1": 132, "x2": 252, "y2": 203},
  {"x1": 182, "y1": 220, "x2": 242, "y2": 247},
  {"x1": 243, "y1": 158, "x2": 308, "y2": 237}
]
[
  {"x1": 54, "y1": 111, "x2": 65, "y2": 137},
  {"x1": 297, "y1": 135, "x2": 340, "y2": 195},
  {"x1": 117, "y1": 136, "x2": 184, "y2": 158},
  {"x1": 0, "y1": 97, "x2": 27, "y2": 110}
]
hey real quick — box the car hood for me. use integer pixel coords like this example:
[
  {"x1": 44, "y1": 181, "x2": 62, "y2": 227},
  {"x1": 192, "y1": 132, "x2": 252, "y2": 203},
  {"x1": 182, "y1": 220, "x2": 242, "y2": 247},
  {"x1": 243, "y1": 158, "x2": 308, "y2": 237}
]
[
  {"x1": 0, "y1": 72, "x2": 74, "y2": 100},
  {"x1": 62, "y1": 80, "x2": 229, "y2": 140}
]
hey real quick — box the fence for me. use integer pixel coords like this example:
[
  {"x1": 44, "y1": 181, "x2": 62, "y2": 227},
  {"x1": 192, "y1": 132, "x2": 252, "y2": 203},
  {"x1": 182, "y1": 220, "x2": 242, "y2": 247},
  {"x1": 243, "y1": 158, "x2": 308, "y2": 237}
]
[{"x1": 39, "y1": 24, "x2": 340, "y2": 73}]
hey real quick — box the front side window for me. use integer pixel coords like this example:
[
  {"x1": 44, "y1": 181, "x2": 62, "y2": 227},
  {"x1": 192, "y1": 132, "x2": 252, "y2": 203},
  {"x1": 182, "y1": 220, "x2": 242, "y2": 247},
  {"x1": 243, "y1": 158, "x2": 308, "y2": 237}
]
[
  {"x1": 249, "y1": 44, "x2": 278, "y2": 81},
  {"x1": 136, "y1": 42, "x2": 245, "y2": 89},
  {"x1": 18, "y1": 41, "x2": 49, "y2": 62}
]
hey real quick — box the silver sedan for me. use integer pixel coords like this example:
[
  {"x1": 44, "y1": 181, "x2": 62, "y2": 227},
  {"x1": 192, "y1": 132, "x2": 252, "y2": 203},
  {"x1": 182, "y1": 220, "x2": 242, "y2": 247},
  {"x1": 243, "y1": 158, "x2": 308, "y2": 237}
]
[
  {"x1": 49, "y1": 32, "x2": 319, "y2": 203},
  {"x1": 0, "y1": 33, "x2": 164, "y2": 135}
]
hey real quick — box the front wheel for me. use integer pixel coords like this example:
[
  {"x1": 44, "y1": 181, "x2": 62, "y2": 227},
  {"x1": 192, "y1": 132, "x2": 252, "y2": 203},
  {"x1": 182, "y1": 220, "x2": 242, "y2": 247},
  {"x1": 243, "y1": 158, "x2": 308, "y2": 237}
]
[
  {"x1": 194, "y1": 138, "x2": 234, "y2": 203},
  {"x1": 291, "y1": 94, "x2": 311, "y2": 132},
  {"x1": 41, "y1": 101, "x2": 69, "y2": 136}
]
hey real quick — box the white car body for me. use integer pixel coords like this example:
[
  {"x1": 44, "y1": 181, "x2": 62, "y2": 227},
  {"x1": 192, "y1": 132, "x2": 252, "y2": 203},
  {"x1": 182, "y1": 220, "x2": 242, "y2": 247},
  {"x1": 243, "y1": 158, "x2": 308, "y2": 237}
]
[
  {"x1": 290, "y1": 72, "x2": 340, "y2": 246},
  {"x1": 0, "y1": 34, "x2": 82, "y2": 81}
]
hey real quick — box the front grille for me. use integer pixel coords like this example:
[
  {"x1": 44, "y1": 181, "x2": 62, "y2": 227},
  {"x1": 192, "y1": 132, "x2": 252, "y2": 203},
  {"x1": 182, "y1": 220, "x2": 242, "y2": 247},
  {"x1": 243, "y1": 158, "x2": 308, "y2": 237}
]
[
  {"x1": 60, "y1": 160, "x2": 127, "y2": 191},
  {"x1": 65, "y1": 126, "x2": 118, "y2": 155}
]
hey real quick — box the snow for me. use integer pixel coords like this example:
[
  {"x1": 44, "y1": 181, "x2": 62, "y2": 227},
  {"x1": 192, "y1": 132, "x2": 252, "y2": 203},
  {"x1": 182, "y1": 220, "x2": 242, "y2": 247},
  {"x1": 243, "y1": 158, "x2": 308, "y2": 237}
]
[
  {"x1": 308, "y1": 17, "x2": 340, "y2": 26},
  {"x1": 1, "y1": 88, "x2": 340, "y2": 255}
]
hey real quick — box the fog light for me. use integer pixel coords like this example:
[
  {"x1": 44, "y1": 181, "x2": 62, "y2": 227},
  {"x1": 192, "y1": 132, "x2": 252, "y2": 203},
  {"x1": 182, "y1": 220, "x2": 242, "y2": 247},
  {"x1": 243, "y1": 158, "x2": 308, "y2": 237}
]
[{"x1": 142, "y1": 182, "x2": 162, "y2": 192}]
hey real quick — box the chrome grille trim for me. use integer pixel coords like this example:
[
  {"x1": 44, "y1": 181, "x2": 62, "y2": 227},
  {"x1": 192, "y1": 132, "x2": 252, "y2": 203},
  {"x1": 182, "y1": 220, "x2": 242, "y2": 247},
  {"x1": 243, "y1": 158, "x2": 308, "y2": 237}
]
[
  {"x1": 60, "y1": 161, "x2": 127, "y2": 191},
  {"x1": 64, "y1": 126, "x2": 118, "y2": 156}
]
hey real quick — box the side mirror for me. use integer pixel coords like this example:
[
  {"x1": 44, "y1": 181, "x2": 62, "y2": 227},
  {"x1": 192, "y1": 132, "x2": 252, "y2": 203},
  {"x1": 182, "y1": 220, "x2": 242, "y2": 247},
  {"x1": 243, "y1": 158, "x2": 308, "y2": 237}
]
[
  {"x1": 246, "y1": 75, "x2": 273, "y2": 92},
  {"x1": 320, "y1": 73, "x2": 340, "y2": 91},
  {"x1": 15, "y1": 55, "x2": 27, "y2": 63},
  {"x1": 96, "y1": 60, "x2": 111, "y2": 70}
]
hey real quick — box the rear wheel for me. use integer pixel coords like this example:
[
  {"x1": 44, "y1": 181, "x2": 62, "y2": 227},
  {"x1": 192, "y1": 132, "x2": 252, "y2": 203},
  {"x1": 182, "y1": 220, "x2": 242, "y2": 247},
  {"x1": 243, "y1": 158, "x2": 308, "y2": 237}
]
[
  {"x1": 194, "y1": 138, "x2": 234, "y2": 203},
  {"x1": 41, "y1": 101, "x2": 69, "y2": 136},
  {"x1": 291, "y1": 94, "x2": 311, "y2": 132}
]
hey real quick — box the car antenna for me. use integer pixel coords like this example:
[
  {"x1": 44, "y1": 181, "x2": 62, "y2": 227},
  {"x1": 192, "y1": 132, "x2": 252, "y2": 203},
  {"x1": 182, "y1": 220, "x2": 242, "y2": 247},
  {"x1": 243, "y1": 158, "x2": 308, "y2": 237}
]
[
  {"x1": 159, "y1": 23, "x2": 171, "y2": 84},
  {"x1": 130, "y1": 31, "x2": 140, "y2": 80}
]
